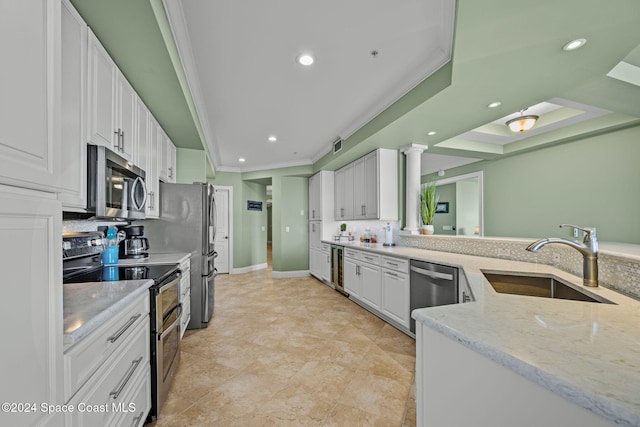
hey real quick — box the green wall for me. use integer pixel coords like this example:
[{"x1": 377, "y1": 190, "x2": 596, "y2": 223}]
[
  {"x1": 176, "y1": 148, "x2": 206, "y2": 184},
  {"x1": 208, "y1": 166, "x2": 311, "y2": 272},
  {"x1": 423, "y1": 124, "x2": 640, "y2": 243}
]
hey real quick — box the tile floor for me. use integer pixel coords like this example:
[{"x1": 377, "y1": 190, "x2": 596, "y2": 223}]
[{"x1": 151, "y1": 255, "x2": 416, "y2": 426}]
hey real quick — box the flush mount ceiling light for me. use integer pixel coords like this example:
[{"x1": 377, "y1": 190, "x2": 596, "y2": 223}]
[
  {"x1": 238, "y1": 157, "x2": 246, "y2": 162},
  {"x1": 487, "y1": 101, "x2": 502, "y2": 108},
  {"x1": 505, "y1": 109, "x2": 539, "y2": 133},
  {"x1": 562, "y1": 38, "x2": 587, "y2": 51},
  {"x1": 427, "y1": 131, "x2": 437, "y2": 136},
  {"x1": 267, "y1": 135, "x2": 277, "y2": 143},
  {"x1": 296, "y1": 53, "x2": 315, "y2": 66}
]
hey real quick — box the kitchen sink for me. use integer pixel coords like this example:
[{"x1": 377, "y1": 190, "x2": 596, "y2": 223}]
[{"x1": 482, "y1": 272, "x2": 615, "y2": 304}]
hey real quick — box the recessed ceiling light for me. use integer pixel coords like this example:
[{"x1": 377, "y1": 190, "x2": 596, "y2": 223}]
[
  {"x1": 427, "y1": 131, "x2": 437, "y2": 136},
  {"x1": 487, "y1": 101, "x2": 502, "y2": 108},
  {"x1": 297, "y1": 53, "x2": 315, "y2": 66},
  {"x1": 562, "y1": 38, "x2": 587, "y2": 51},
  {"x1": 238, "y1": 158, "x2": 245, "y2": 162},
  {"x1": 268, "y1": 135, "x2": 277, "y2": 143}
]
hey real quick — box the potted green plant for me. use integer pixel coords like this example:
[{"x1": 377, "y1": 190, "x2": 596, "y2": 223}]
[{"x1": 420, "y1": 183, "x2": 439, "y2": 235}]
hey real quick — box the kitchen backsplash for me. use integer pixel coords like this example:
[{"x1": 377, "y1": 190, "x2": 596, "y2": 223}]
[
  {"x1": 332, "y1": 220, "x2": 401, "y2": 244},
  {"x1": 63, "y1": 219, "x2": 127, "y2": 234},
  {"x1": 398, "y1": 234, "x2": 640, "y2": 300}
]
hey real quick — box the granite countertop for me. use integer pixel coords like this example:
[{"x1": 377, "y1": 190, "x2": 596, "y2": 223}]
[
  {"x1": 63, "y1": 279, "x2": 152, "y2": 351},
  {"x1": 325, "y1": 240, "x2": 640, "y2": 426}
]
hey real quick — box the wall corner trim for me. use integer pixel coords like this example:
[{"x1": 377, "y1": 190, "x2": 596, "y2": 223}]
[
  {"x1": 231, "y1": 263, "x2": 268, "y2": 274},
  {"x1": 271, "y1": 270, "x2": 310, "y2": 278}
]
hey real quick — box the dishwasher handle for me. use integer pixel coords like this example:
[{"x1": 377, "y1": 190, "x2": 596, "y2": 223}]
[{"x1": 410, "y1": 265, "x2": 454, "y2": 281}]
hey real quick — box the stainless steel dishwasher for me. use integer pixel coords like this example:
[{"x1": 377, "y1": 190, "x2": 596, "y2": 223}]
[{"x1": 410, "y1": 260, "x2": 458, "y2": 333}]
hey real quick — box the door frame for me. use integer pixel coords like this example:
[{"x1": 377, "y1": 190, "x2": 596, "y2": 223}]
[{"x1": 212, "y1": 185, "x2": 233, "y2": 274}]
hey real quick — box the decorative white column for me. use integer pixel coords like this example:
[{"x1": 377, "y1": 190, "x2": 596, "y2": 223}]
[{"x1": 401, "y1": 144, "x2": 428, "y2": 234}]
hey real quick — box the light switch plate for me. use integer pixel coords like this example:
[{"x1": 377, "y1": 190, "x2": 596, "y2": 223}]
[
  {"x1": 300, "y1": 210, "x2": 304, "y2": 216},
  {"x1": 285, "y1": 226, "x2": 290, "y2": 232},
  {"x1": 261, "y1": 226, "x2": 265, "y2": 231}
]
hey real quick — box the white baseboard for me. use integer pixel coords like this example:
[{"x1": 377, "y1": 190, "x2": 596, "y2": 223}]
[
  {"x1": 231, "y1": 263, "x2": 268, "y2": 274},
  {"x1": 271, "y1": 270, "x2": 310, "y2": 278}
]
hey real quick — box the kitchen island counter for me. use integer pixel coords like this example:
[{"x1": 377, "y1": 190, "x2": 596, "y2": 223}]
[{"x1": 325, "y1": 239, "x2": 640, "y2": 426}]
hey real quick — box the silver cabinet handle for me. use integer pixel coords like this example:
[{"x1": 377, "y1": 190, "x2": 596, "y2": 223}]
[
  {"x1": 120, "y1": 130, "x2": 125, "y2": 151},
  {"x1": 362, "y1": 205, "x2": 365, "y2": 216},
  {"x1": 110, "y1": 356, "x2": 143, "y2": 399},
  {"x1": 386, "y1": 271, "x2": 399, "y2": 278},
  {"x1": 147, "y1": 191, "x2": 154, "y2": 209},
  {"x1": 114, "y1": 130, "x2": 121, "y2": 151},
  {"x1": 312, "y1": 223, "x2": 315, "y2": 232},
  {"x1": 387, "y1": 262, "x2": 398, "y2": 267},
  {"x1": 364, "y1": 256, "x2": 374, "y2": 261},
  {"x1": 168, "y1": 166, "x2": 173, "y2": 178},
  {"x1": 132, "y1": 411, "x2": 145, "y2": 427},
  {"x1": 462, "y1": 290, "x2": 471, "y2": 303},
  {"x1": 107, "y1": 314, "x2": 142, "y2": 343},
  {"x1": 340, "y1": 208, "x2": 344, "y2": 218}
]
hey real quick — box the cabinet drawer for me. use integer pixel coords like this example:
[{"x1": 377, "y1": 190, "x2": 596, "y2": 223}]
[
  {"x1": 381, "y1": 256, "x2": 409, "y2": 273},
  {"x1": 64, "y1": 295, "x2": 149, "y2": 402},
  {"x1": 68, "y1": 319, "x2": 150, "y2": 426},
  {"x1": 344, "y1": 248, "x2": 359, "y2": 260},
  {"x1": 321, "y1": 243, "x2": 331, "y2": 253},
  {"x1": 360, "y1": 252, "x2": 380, "y2": 265},
  {"x1": 110, "y1": 365, "x2": 151, "y2": 427}
]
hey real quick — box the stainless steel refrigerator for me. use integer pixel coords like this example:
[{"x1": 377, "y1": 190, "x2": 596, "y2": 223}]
[{"x1": 143, "y1": 182, "x2": 217, "y2": 329}]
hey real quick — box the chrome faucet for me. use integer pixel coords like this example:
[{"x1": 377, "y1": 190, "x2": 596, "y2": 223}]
[{"x1": 526, "y1": 224, "x2": 599, "y2": 287}]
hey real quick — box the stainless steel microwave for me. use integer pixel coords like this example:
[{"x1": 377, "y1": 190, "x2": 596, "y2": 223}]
[{"x1": 87, "y1": 144, "x2": 147, "y2": 220}]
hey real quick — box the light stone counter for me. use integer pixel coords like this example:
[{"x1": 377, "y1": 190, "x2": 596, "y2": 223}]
[
  {"x1": 63, "y1": 279, "x2": 152, "y2": 351},
  {"x1": 325, "y1": 240, "x2": 640, "y2": 426}
]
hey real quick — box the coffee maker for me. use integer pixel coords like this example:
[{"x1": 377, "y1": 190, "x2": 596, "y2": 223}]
[{"x1": 118, "y1": 225, "x2": 150, "y2": 259}]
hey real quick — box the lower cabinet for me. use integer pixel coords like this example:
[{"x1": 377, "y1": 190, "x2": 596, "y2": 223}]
[
  {"x1": 381, "y1": 268, "x2": 410, "y2": 329},
  {"x1": 344, "y1": 247, "x2": 411, "y2": 334},
  {"x1": 310, "y1": 244, "x2": 331, "y2": 284},
  {"x1": 64, "y1": 294, "x2": 151, "y2": 427}
]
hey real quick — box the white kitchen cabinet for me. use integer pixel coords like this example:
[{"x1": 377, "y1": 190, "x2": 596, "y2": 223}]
[
  {"x1": 381, "y1": 256, "x2": 410, "y2": 329},
  {"x1": 0, "y1": 185, "x2": 63, "y2": 427},
  {"x1": 0, "y1": 0, "x2": 64, "y2": 192},
  {"x1": 158, "y1": 129, "x2": 177, "y2": 183},
  {"x1": 309, "y1": 173, "x2": 321, "y2": 220},
  {"x1": 343, "y1": 255, "x2": 360, "y2": 298},
  {"x1": 309, "y1": 171, "x2": 334, "y2": 221},
  {"x1": 59, "y1": 0, "x2": 87, "y2": 210},
  {"x1": 64, "y1": 293, "x2": 150, "y2": 426},
  {"x1": 334, "y1": 149, "x2": 397, "y2": 221},
  {"x1": 87, "y1": 29, "x2": 136, "y2": 163},
  {"x1": 145, "y1": 118, "x2": 161, "y2": 218},
  {"x1": 179, "y1": 257, "x2": 191, "y2": 339},
  {"x1": 320, "y1": 243, "x2": 331, "y2": 283},
  {"x1": 359, "y1": 260, "x2": 382, "y2": 310},
  {"x1": 334, "y1": 164, "x2": 354, "y2": 220}
]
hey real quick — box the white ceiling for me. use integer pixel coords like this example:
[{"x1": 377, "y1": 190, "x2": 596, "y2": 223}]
[{"x1": 165, "y1": 0, "x2": 455, "y2": 172}]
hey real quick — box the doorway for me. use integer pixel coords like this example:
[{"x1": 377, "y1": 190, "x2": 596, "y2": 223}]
[{"x1": 213, "y1": 186, "x2": 232, "y2": 273}]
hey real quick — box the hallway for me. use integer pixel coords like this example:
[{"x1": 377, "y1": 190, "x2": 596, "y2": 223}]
[{"x1": 152, "y1": 264, "x2": 417, "y2": 426}]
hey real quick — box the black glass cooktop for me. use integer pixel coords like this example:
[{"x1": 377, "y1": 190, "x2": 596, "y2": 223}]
[{"x1": 64, "y1": 263, "x2": 178, "y2": 284}]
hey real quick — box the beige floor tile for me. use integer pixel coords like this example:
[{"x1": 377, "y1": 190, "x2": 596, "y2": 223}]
[{"x1": 157, "y1": 255, "x2": 416, "y2": 426}]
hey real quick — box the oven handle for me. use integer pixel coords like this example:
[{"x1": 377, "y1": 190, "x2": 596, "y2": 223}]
[
  {"x1": 157, "y1": 271, "x2": 181, "y2": 294},
  {"x1": 159, "y1": 303, "x2": 182, "y2": 340}
]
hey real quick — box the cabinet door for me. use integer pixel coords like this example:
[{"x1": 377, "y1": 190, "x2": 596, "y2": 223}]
[
  {"x1": 353, "y1": 157, "x2": 366, "y2": 219},
  {"x1": 0, "y1": 0, "x2": 61, "y2": 191},
  {"x1": 342, "y1": 164, "x2": 355, "y2": 220},
  {"x1": 359, "y1": 262, "x2": 382, "y2": 310},
  {"x1": 87, "y1": 30, "x2": 117, "y2": 149},
  {"x1": 145, "y1": 118, "x2": 160, "y2": 218},
  {"x1": 334, "y1": 168, "x2": 345, "y2": 220},
  {"x1": 381, "y1": 269, "x2": 410, "y2": 328},
  {"x1": 167, "y1": 139, "x2": 177, "y2": 183},
  {"x1": 59, "y1": 0, "x2": 87, "y2": 209},
  {"x1": 135, "y1": 96, "x2": 149, "y2": 175},
  {"x1": 309, "y1": 173, "x2": 319, "y2": 220},
  {"x1": 343, "y1": 257, "x2": 360, "y2": 298},
  {"x1": 116, "y1": 73, "x2": 136, "y2": 163},
  {"x1": 309, "y1": 248, "x2": 320, "y2": 278},
  {"x1": 309, "y1": 221, "x2": 322, "y2": 250},
  {"x1": 363, "y1": 151, "x2": 379, "y2": 219},
  {"x1": 0, "y1": 186, "x2": 63, "y2": 426},
  {"x1": 320, "y1": 250, "x2": 331, "y2": 283},
  {"x1": 158, "y1": 128, "x2": 168, "y2": 182}
]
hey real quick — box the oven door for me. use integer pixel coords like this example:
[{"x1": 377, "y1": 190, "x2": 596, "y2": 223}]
[
  {"x1": 156, "y1": 304, "x2": 181, "y2": 414},
  {"x1": 156, "y1": 273, "x2": 181, "y2": 331}
]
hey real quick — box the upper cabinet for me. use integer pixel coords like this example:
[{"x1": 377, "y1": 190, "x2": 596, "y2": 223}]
[
  {"x1": 59, "y1": 0, "x2": 88, "y2": 210},
  {"x1": 87, "y1": 30, "x2": 135, "y2": 163},
  {"x1": 309, "y1": 170, "x2": 334, "y2": 222},
  {"x1": 334, "y1": 149, "x2": 398, "y2": 221},
  {"x1": 158, "y1": 128, "x2": 176, "y2": 183},
  {"x1": 0, "y1": 0, "x2": 63, "y2": 191}
]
